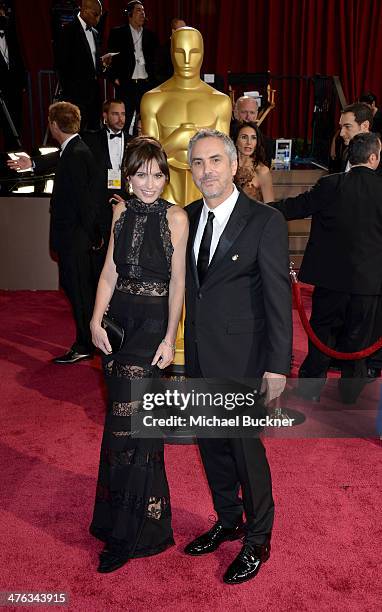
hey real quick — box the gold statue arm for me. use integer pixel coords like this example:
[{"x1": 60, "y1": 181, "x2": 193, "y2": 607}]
[
  {"x1": 214, "y1": 98, "x2": 233, "y2": 135},
  {"x1": 140, "y1": 97, "x2": 160, "y2": 140}
]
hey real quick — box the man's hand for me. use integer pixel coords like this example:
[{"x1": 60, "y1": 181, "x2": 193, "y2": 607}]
[
  {"x1": 261, "y1": 372, "x2": 286, "y2": 405},
  {"x1": 101, "y1": 53, "x2": 113, "y2": 68},
  {"x1": 7, "y1": 154, "x2": 32, "y2": 172}
]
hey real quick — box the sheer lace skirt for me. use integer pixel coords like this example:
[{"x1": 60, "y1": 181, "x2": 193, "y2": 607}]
[{"x1": 90, "y1": 286, "x2": 174, "y2": 558}]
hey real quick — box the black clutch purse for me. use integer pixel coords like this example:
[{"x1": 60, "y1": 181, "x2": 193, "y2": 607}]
[{"x1": 102, "y1": 315, "x2": 125, "y2": 353}]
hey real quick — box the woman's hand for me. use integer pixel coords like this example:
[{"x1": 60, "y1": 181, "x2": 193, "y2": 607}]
[
  {"x1": 109, "y1": 194, "x2": 126, "y2": 207},
  {"x1": 90, "y1": 320, "x2": 112, "y2": 355},
  {"x1": 151, "y1": 339, "x2": 175, "y2": 369}
]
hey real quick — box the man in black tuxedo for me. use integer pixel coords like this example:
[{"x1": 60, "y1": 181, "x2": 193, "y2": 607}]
[
  {"x1": 48, "y1": 102, "x2": 103, "y2": 364},
  {"x1": 183, "y1": 129, "x2": 292, "y2": 584},
  {"x1": 54, "y1": 0, "x2": 103, "y2": 131},
  {"x1": 272, "y1": 132, "x2": 382, "y2": 402},
  {"x1": 82, "y1": 98, "x2": 130, "y2": 242},
  {"x1": 107, "y1": 1, "x2": 159, "y2": 131},
  {"x1": 338, "y1": 103, "x2": 373, "y2": 171},
  {"x1": 0, "y1": 9, "x2": 26, "y2": 149}
]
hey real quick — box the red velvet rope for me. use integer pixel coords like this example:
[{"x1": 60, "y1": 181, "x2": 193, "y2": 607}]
[{"x1": 291, "y1": 274, "x2": 382, "y2": 360}]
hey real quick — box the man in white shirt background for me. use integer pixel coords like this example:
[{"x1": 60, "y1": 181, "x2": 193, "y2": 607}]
[
  {"x1": 107, "y1": 0, "x2": 160, "y2": 132},
  {"x1": 82, "y1": 98, "x2": 130, "y2": 244}
]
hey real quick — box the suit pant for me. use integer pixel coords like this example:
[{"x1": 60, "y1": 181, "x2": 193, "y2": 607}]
[
  {"x1": 0, "y1": 84, "x2": 23, "y2": 149},
  {"x1": 299, "y1": 287, "x2": 379, "y2": 398},
  {"x1": 57, "y1": 248, "x2": 101, "y2": 353},
  {"x1": 63, "y1": 81, "x2": 101, "y2": 132},
  {"x1": 189, "y1": 346, "x2": 274, "y2": 545}
]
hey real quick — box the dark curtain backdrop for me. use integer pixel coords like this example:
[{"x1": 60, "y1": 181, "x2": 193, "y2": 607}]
[{"x1": 10, "y1": 0, "x2": 382, "y2": 147}]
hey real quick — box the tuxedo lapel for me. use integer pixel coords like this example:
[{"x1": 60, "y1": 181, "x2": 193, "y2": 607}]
[
  {"x1": 76, "y1": 19, "x2": 96, "y2": 74},
  {"x1": 205, "y1": 193, "x2": 251, "y2": 280},
  {"x1": 102, "y1": 129, "x2": 112, "y2": 168},
  {"x1": 187, "y1": 201, "x2": 203, "y2": 288}
]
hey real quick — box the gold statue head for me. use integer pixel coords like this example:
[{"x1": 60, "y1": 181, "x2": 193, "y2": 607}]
[{"x1": 171, "y1": 27, "x2": 204, "y2": 79}]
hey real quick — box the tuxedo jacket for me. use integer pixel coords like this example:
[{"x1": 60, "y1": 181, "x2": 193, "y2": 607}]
[
  {"x1": 50, "y1": 136, "x2": 103, "y2": 254},
  {"x1": 82, "y1": 127, "x2": 131, "y2": 174},
  {"x1": 54, "y1": 17, "x2": 101, "y2": 105},
  {"x1": 82, "y1": 127, "x2": 130, "y2": 237},
  {"x1": 107, "y1": 25, "x2": 159, "y2": 85},
  {"x1": 272, "y1": 166, "x2": 382, "y2": 295},
  {"x1": 185, "y1": 192, "x2": 292, "y2": 379}
]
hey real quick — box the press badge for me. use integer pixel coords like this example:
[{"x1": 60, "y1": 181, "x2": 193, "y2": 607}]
[{"x1": 107, "y1": 169, "x2": 122, "y2": 189}]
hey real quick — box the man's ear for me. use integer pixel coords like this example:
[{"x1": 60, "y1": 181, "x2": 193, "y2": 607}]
[
  {"x1": 231, "y1": 159, "x2": 238, "y2": 177},
  {"x1": 360, "y1": 120, "x2": 370, "y2": 132}
]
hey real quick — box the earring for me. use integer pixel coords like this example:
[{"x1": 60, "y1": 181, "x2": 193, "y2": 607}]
[{"x1": 128, "y1": 182, "x2": 134, "y2": 195}]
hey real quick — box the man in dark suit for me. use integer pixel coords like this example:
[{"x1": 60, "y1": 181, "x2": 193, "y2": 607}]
[
  {"x1": 338, "y1": 103, "x2": 373, "y2": 171},
  {"x1": 183, "y1": 129, "x2": 292, "y2": 584},
  {"x1": 48, "y1": 101, "x2": 103, "y2": 364},
  {"x1": 0, "y1": 8, "x2": 26, "y2": 149},
  {"x1": 272, "y1": 132, "x2": 382, "y2": 402},
  {"x1": 107, "y1": 1, "x2": 159, "y2": 131},
  {"x1": 82, "y1": 98, "x2": 130, "y2": 241},
  {"x1": 54, "y1": 0, "x2": 103, "y2": 131}
]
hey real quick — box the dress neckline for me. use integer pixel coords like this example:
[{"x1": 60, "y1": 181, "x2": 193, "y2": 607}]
[{"x1": 127, "y1": 198, "x2": 169, "y2": 214}]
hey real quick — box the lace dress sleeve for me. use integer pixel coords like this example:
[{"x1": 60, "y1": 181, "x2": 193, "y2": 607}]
[{"x1": 113, "y1": 209, "x2": 127, "y2": 240}]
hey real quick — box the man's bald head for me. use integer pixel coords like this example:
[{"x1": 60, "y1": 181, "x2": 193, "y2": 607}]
[
  {"x1": 234, "y1": 96, "x2": 259, "y2": 122},
  {"x1": 80, "y1": 0, "x2": 102, "y2": 27}
]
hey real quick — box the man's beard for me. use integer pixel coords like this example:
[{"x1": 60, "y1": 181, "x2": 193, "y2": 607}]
[{"x1": 198, "y1": 176, "x2": 229, "y2": 199}]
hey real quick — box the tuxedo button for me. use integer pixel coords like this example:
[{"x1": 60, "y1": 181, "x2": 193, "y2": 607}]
[{"x1": 197, "y1": 292, "x2": 203, "y2": 299}]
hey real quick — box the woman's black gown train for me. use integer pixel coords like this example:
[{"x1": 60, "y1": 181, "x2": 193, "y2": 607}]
[{"x1": 90, "y1": 198, "x2": 175, "y2": 559}]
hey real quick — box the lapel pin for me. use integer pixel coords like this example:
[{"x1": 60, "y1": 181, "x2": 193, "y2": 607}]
[{"x1": 232, "y1": 254, "x2": 239, "y2": 261}]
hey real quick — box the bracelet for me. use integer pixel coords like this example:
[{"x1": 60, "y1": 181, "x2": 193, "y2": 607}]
[{"x1": 161, "y1": 338, "x2": 176, "y2": 351}]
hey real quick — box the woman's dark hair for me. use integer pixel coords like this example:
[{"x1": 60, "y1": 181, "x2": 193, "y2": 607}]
[
  {"x1": 123, "y1": 136, "x2": 170, "y2": 182},
  {"x1": 231, "y1": 121, "x2": 268, "y2": 168}
]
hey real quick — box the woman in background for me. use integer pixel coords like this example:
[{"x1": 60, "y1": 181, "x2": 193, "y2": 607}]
[{"x1": 232, "y1": 121, "x2": 274, "y2": 202}]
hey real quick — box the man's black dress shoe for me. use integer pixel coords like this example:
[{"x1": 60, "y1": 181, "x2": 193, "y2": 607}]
[
  {"x1": 52, "y1": 349, "x2": 93, "y2": 364},
  {"x1": 223, "y1": 542, "x2": 270, "y2": 585},
  {"x1": 97, "y1": 550, "x2": 129, "y2": 573},
  {"x1": 184, "y1": 521, "x2": 243, "y2": 556}
]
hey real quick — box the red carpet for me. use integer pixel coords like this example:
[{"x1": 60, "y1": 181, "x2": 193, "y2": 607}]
[{"x1": 1, "y1": 290, "x2": 381, "y2": 611}]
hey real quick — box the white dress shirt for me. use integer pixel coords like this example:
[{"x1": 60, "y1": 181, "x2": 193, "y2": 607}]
[
  {"x1": 78, "y1": 14, "x2": 96, "y2": 69},
  {"x1": 193, "y1": 185, "x2": 240, "y2": 264},
  {"x1": 60, "y1": 133, "x2": 78, "y2": 156},
  {"x1": 130, "y1": 24, "x2": 148, "y2": 79},
  {"x1": 0, "y1": 31, "x2": 9, "y2": 67},
  {"x1": 107, "y1": 130, "x2": 124, "y2": 170}
]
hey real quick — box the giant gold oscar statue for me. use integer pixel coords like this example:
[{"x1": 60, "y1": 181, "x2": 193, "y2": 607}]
[{"x1": 141, "y1": 27, "x2": 232, "y2": 365}]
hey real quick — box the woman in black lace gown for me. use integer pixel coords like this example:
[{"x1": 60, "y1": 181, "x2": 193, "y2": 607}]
[{"x1": 89, "y1": 137, "x2": 188, "y2": 573}]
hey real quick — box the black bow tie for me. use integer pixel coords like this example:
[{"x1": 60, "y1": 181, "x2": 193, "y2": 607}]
[
  {"x1": 110, "y1": 132, "x2": 122, "y2": 139},
  {"x1": 86, "y1": 24, "x2": 92, "y2": 31},
  {"x1": 0, "y1": 32, "x2": 5, "y2": 38}
]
